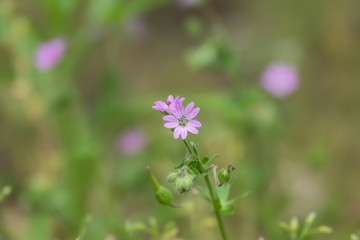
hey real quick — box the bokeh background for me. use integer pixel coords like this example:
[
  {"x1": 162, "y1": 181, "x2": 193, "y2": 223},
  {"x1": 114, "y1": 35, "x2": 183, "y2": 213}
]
[{"x1": 0, "y1": 0, "x2": 360, "y2": 239}]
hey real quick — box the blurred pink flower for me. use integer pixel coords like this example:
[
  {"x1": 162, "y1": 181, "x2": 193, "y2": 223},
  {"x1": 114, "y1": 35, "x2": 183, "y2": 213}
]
[
  {"x1": 124, "y1": 17, "x2": 148, "y2": 40},
  {"x1": 34, "y1": 38, "x2": 66, "y2": 71},
  {"x1": 260, "y1": 63, "x2": 299, "y2": 98},
  {"x1": 115, "y1": 128, "x2": 148, "y2": 156},
  {"x1": 177, "y1": 0, "x2": 199, "y2": 8}
]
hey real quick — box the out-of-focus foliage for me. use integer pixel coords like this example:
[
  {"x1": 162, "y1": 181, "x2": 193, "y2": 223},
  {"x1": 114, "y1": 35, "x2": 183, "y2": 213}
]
[{"x1": 0, "y1": 0, "x2": 360, "y2": 239}]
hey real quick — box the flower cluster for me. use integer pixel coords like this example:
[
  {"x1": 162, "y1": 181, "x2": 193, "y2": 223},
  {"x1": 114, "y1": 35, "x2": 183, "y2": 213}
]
[{"x1": 152, "y1": 95, "x2": 202, "y2": 140}]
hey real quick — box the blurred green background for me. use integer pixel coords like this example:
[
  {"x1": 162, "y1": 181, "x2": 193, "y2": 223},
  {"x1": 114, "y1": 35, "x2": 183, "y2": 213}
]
[{"x1": 0, "y1": 0, "x2": 359, "y2": 239}]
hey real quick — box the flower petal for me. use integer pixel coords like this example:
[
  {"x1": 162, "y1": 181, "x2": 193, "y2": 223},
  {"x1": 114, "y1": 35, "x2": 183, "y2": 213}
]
[
  {"x1": 180, "y1": 127, "x2": 188, "y2": 139},
  {"x1": 186, "y1": 125, "x2": 199, "y2": 134},
  {"x1": 164, "y1": 121, "x2": 179, "y2": 128},
  {"x1": 184, "y1": 102, "x2": 194, "y2": 115},
  {"x1": 167, "y1": 95, "x2": 174, "y2": 102},
  {"x1": 174, "y1": 127, "x2": 181, "y2": 139},
  {"x1": 187, "y1": 107, "x2": 200, "y2": 119},
  {"x1": 171, "y1": 104, "x2": 183, "y2": 119},
  {"x1": 163, "y1": 115, "x2": 177, "y2": 122},
  {"x1": 187, "y1": 119, "x2": 202, "y2": 127},
  {"x1": 152, "y1": 101, "x2": 167, "y2": 111}
]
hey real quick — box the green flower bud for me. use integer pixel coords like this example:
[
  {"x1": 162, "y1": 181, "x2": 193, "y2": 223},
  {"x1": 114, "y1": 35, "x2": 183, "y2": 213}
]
[
  {"x1": 183, "y1": 176, "x2": 194, "y2": 191},
  {"x1": 0, "y1": 185, "x2": 12, "y2": 202},
  {"x1": 290, "y1": 217, "x2": 299, "y2": 233},
  {"x1": 316, "y1": 226, "x2": 333, "y2": 234},
  {"x1": 147, "y1": 166, "x2": 172, "y2": 206},
  {"x1": 218, "y1": 167, "x2": 231, "y2": 186},
  {"x1": 305, "y1": 212, "x2": 316, "y2": 226},
  {"x1": 350, "y1": 234, "x2": 359, "y2": 240},
  {"x1": 155, "y1": 186, "x2": 172, "y2": 205},
  {"x1": 175, "y1": 178, "x2": 185, "y2": 194},
  {"x1": 279, "y1": 222, "x2": 289, "y2": 232},
  {"x1": 167, "y1": 172, "x2": 179, "y2": 183},
  {"x1": 2, "y1": 186, "x2": 11, "y2": 195}
]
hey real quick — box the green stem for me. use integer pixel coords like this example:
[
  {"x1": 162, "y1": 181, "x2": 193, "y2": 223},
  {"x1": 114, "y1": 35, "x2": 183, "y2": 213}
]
[
  {"x1": 204, "y1": 173, "x2": 228, "y2": 240},
  {"x1": 182, "y1": 140, "x2": 228, "y2": 240},
  {"x1": 183, "y1": 140, "x2": 192, "y2": 154}
]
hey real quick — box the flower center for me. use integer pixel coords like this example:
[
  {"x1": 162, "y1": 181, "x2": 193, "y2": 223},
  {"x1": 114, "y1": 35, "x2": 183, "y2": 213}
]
[
  {"x1": 179, "y1": 117, "x2": 187, "y2": 126},
  {"x1": 166, "y1": 101, "x2": 172, "y2": 106}
]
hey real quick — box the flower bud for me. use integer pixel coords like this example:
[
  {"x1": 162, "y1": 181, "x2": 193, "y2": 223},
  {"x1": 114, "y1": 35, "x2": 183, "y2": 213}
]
[
  {"x1": 316, "y1": 226, "x2": 333, "y2": 234},
  {"x1": 290, "y1": 217, "x2": 299, "y2": 233},
  {"x1": 350, "y1": 234, "x2": 359, "y2": 240},
  {"x1": 167, "y1": 172, "x2": 179, "y2": 183},
  {"x1": 147, "y1": 166, "x2": 172, "y2": 206},
  {"x1": 279, "y1": 222, "x2": 289, "y2": 232},
  {"x1": 0, "y1": 185, "x2": 12, "y2": 202},
  {"x1": 218, "y1": 166, "x2": 231, "y2": 186},
  {"x1": 183, "y1": 176, "x2": 194, "y2": 191},
  {"x1": 155, "y1": 186, "x2": 172, "y2": 205},
  {"x1": 175, "y1": 177, "x2": 185, "y2": 194},
  {"x1": 2, "y1": 186, "x2": 12, "y2": 195},
  {"x1": 305, "y1": 212, "x2": 316, "y2": 226}
]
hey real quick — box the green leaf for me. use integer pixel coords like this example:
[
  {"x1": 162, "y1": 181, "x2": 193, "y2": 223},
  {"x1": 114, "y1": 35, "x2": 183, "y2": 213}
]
[
  {"x1": 226, "y1": 191, "x2": 251, "y2": 206},
  {"x1": 201, "y1": 154, "x2": 218, "y2": 165},
  {"x1": 174, "y1": 157, "x2": 187, "y2": 169},
  {"x1": 163, "y1": 222, "x2": 178, "y2": 238},
  {"x1": 201, "y1": 156, "x2": 209, "y2": 165},
  {"x1": 174, "y1": 155, "x2": 194, "y2": 169},
  {"x1": 185, "y1": 41, "x2": 218, "y2": 71},
  {"x1": 148, "y1": 217, "x2": 159, "y2": 236},
  {"x1": 216, "y1": 185, "x2": 250, "y2": 217},
  {"x1": 216, "y1": 184, "x2": 231, "y2": 203},
  {"x1": 221, "y1": 206, "x2": 235, "y2": 216},
  {"x1": 196, "y1": 186, "x2": 211, "y2": 201},
  {"x1": 190, "y1": 141, "x2": 199, "y2": 156},
  {"x1": 184, "y1": 16, "x2": 204, "y2": 38},
  {"x1": 188, "y1": 161, "x2": 201, "y2": 175}
]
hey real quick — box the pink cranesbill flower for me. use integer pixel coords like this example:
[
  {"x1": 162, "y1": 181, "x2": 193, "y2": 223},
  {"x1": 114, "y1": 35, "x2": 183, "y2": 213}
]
[
  {"x1": 163, "y1": 102, "x2": 201, "y2": 139},
  {"x1": 34, "y1": 37, "x2": 66, "y2": 71},
  {"x1": 260, "y1": 63, "x2": 299, "y2": 98},
  {"x1": 152, "y1": 95, "x2": 185, "y2": 114}
]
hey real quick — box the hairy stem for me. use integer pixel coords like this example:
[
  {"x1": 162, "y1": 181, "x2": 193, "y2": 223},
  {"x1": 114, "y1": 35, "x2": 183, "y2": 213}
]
[
  {"x1": 183, "y1": 140, "x2": 228, "y2": 240},
  {"x1": 204, "y1": 173, "x2": 228, "y2": 240}
]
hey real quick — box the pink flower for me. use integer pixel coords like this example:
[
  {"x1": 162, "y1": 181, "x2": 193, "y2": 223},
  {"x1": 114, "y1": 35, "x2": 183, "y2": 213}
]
[
  {"x1": 163, "y1": 102, "x2": 201, "y2": 139},
  {"x1": 260, "y1": 63, "x2": 299, "y2": 98},
  {"x1": 34, "y1": 38, "x2": 66, "y2": 71},
  {"x1": 152, "y1": 95, "x2": 185, "y2": 114},
  {"x1": 115, "y1": 128, "x2": 148, "y2": 156}
]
